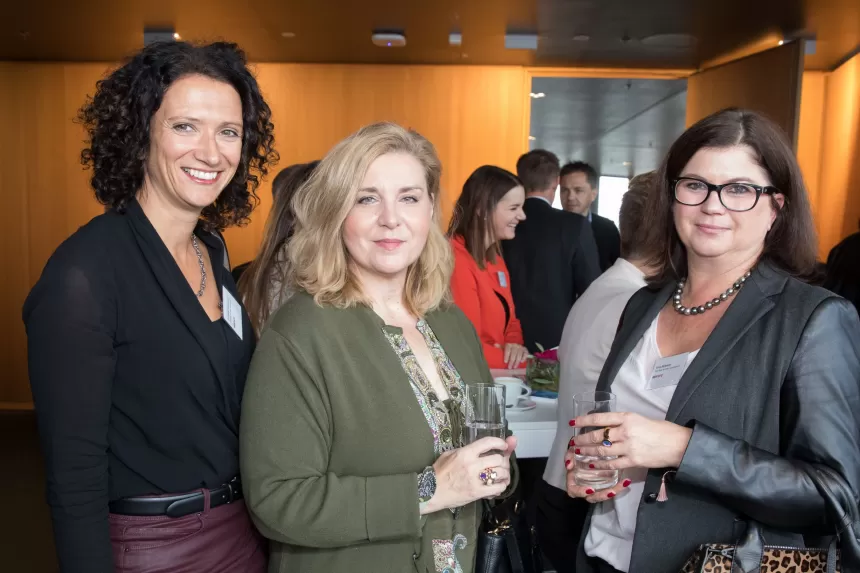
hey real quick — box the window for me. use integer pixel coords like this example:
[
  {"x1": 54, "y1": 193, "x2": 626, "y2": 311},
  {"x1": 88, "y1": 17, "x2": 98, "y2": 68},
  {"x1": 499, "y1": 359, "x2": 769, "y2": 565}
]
[{"x1": 595, "y1": 176, "x2": 629, "y2": 227}]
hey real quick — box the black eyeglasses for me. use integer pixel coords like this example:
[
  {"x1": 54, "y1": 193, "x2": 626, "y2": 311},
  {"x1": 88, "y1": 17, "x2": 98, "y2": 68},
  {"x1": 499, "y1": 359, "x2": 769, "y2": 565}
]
[{"x1": 672, "y1": 177, "x2": 779, "y2": 212}]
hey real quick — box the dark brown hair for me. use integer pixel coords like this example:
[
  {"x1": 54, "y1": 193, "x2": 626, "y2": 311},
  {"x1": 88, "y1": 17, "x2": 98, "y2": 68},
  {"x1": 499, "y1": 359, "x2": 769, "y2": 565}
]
[
  {"x1": 560, "y1": 161, "x2": 598, "y2": 190},
  {"x1": 239, "y1": 161, "x2": 319, "y2": 335},
  {"x1": 448, "y1": 165, "x2": 522, "y2": 268},
  {"x1": 77, "y1": 40, "x2": 278, "y2": 230},
  {"x1": 516, "y1": 149, "x2": 560, "y2": 193},
  {"x1": 644, "y1": 108, "x2": 818, "y2": 286},
  {"x1": 619, "y1": 171, "x2": 657, "y2": 259}
]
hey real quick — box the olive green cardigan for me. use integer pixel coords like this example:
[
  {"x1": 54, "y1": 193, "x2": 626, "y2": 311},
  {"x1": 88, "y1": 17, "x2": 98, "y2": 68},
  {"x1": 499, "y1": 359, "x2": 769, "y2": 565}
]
[{"x1": 240, "y1": 291, "x2": 516, "y2": 573}]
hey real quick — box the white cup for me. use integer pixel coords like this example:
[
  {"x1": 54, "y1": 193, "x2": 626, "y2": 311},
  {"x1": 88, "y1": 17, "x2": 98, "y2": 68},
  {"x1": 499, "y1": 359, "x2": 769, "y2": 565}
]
[{"x1": 493, "y1": 377, "x2": 532, "y2": 407}]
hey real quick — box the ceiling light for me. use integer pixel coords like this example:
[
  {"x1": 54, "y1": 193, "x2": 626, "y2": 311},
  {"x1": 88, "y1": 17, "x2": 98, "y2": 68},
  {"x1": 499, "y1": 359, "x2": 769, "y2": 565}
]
[
  {"x1": 640, "y1": 33, "x2": 697, "y2": 48},
  {"x1": 371, "y1": 31, "x2": 406, "y2": 48},
  {"x1": 622, "y1": 161, "x2": 632, "y2": 166},
  {"x1": 529, "y1": 92, "x2": 546, "y2": 99},
  {"x1": 572, "y1": 35, "x2": 590, "y2": 42},
  {"x1": 173, "y1": 33, "x2": 181, "y2": 40},
  {"x1": 528, "y1": 136, "x2": 536, "y2": 141},
  {"x1": 505, "y1": 32, "x2": 538, "y2": 50},
  {"x1": 778, "y1": 40, "x2": 785, "y2": 46},
  {"x1": 281, "y1": 32, "x2": 296, "y2": 38}
]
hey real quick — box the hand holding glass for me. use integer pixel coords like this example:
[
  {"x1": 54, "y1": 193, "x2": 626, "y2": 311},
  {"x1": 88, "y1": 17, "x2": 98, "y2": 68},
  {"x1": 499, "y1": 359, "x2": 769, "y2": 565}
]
[{"x1": 572, "y1": 391, "x2": 618, "y2": 489}]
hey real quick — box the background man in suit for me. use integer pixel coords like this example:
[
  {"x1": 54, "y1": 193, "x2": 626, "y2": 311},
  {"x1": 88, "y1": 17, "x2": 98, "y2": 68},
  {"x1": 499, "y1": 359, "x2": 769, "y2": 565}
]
[
  {"x1": 559, "y1": 161, "x2": 621, "y2": 272},
  {"x1": 502, "y1": 149, "x2": 601, "y2": 353}
]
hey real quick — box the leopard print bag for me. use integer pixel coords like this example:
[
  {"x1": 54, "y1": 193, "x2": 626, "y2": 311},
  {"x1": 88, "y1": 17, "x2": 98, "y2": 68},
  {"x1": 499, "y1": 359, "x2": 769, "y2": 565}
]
[{"x1": 679, "y1": 542, "x2": 840, "y2": 572}]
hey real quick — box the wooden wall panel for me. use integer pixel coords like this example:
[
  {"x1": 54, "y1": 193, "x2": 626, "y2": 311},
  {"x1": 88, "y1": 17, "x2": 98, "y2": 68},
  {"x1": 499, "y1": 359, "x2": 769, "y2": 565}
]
[
  {"x1": 0, "y1": 62, "x2": 528, "y2": 406},
  {"x1": 816, "y1": 53, "x2": 860, "y2": 259},
  {"x1": 686, "y1": 42, "x2": 804, "y2": 148},
  {"x1": 797, "y1": 71, "x2": 826, "y2": 239}
]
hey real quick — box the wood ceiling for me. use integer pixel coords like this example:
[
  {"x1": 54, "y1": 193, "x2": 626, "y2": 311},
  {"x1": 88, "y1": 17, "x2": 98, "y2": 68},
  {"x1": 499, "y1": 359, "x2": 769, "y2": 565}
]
[{"x1": 2, "y1": 0, "x2": 859, "y2": 70}]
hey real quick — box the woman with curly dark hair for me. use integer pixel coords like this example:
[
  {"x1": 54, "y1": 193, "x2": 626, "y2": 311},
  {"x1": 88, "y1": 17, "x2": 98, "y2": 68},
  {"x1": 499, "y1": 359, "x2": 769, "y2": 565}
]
[{"x1": 22, "y1": 40, "x2": 277, "y2": 573}]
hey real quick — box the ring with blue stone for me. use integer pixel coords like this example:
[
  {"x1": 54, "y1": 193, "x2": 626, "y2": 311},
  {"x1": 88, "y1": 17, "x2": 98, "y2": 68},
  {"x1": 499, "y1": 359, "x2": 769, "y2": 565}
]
[{"x1": 602, "y1": 427, "x2": 612, "y2": 447}]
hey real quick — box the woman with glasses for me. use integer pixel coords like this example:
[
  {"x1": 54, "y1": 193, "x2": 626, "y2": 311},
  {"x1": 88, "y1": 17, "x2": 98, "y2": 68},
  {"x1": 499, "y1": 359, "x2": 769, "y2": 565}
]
[{"x1": 563, "y1": 108, "x2": 860, "y2": 573}]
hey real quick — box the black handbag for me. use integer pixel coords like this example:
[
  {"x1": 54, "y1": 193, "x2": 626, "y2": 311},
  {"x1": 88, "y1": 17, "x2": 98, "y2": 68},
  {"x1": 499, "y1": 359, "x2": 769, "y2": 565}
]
[
  {"x1": 475, "y1": 498, "x2": 542, "y2": 573},
  {"x1": 680, "y1": 465, "x2": 860, "y2": 573}
]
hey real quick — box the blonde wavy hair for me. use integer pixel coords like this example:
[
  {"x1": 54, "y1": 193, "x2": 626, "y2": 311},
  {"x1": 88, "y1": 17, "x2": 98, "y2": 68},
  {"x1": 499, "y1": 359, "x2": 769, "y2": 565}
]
[{"x1": 287, "y1": 122, "x2": 453, "y2": 316}]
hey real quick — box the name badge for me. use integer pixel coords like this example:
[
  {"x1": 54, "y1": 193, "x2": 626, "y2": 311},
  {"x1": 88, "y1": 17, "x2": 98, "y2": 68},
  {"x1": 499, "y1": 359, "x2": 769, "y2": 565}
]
[
  {"x1": 497, "y1": 271, "x2": 508, "y2": 288},
  {"x1": 646, "y1": 353, "x2": 689, "y2": 389},
  {"x1": 222, "y1": 286, "x2": 243, "y2": 340}
]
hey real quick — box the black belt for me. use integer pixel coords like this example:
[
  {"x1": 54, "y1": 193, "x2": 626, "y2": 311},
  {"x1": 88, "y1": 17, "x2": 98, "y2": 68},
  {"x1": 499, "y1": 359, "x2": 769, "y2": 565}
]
[{"x1": 109, "y1": 477, "x2": 243, "y2": 518}]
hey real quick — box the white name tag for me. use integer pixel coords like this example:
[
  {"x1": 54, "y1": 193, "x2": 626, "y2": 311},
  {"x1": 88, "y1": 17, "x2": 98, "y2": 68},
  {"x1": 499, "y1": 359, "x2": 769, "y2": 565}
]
[
  {"x1": 222, "y1": 286, "x2": 243, "y2": 340},
  {"x1": 646, "y1": 353, "x2": 689, "y2": 389},
  {"x1": 497, "y1": 271, "x2": 508, "y2": 288}
]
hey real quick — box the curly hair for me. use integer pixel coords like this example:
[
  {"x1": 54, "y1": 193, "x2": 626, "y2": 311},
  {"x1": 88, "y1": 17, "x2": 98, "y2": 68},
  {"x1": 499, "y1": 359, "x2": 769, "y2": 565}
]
[{"x1": 77, "y1": 40, "x2": 278, "y2": 230}]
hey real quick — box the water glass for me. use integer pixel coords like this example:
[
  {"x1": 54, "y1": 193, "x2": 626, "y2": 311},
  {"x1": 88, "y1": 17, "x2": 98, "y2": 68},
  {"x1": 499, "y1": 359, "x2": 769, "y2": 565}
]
[
  {"x1": 572, "y1": 391, "x2": 618, "y2": 489},
  {"x1": 463, "y1": 382, "x2": 506, "y2": 445}
]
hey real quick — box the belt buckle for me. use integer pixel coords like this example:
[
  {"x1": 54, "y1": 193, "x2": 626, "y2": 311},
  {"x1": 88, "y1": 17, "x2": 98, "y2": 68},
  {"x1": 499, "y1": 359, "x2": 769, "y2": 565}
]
[{"x1": 225, "y1": 477, "x2": 239, "y2": 504}]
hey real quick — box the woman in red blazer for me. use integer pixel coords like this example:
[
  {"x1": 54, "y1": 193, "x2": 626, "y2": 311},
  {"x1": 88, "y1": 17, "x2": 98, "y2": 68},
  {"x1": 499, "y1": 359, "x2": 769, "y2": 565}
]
[{"x1": 448, "y1": 166, "x2": 529, "y2": 369}]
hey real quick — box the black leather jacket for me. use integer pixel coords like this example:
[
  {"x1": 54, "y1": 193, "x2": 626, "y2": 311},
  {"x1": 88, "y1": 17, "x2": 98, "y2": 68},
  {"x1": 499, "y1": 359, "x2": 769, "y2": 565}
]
[{"x1": 576, "y1": 263, "x2": 860, "y2": 572}]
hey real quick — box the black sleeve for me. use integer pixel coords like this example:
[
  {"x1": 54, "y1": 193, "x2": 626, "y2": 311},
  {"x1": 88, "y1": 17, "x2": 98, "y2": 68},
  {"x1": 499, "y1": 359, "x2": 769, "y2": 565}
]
[
  {"x1": 571, "y1": 220, "x2": 601, "y2": 298},
  {"x1": 23, "y1": 237, "x2": 117, "y2": 573},
  {"x1": 675, "y1": 298, "x2": 860, "y2": 531}
]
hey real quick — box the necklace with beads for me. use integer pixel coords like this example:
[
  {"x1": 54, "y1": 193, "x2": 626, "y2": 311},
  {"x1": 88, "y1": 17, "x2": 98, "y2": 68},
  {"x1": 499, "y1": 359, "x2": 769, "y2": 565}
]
[{"x1": 673, "y1": 269, "x2": 752, "y2": 316}]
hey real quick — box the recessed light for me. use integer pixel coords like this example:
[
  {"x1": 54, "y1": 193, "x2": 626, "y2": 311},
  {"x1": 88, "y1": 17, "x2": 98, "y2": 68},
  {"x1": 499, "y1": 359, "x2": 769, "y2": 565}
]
[
  {"x1": 529, "y1": 92, "x2": 546, "y2": 99},
  {"x1": 778, "y1": 39, "x2": 785, "y2": 46},
  {"x1": 173, "y1": 33, "x2": 181, "y2": 40},
  {"x1": 281, "y1": 32, "x2": 296, "y2": 38},
  {"x1": 572, "y1": 34, "x2": 590, "y2": 42},
  {"x1": 528, "y1": 136, "x2": 536, "y2": 141},
  {"x1": 640, "y1": 33, "x2": 697, "y2": 47}
]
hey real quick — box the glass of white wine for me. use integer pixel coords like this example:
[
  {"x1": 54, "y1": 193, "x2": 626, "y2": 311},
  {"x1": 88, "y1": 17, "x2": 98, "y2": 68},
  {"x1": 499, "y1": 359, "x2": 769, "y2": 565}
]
[{"x1": 464, "y1": 382, "x2": 506, "y2": 445}]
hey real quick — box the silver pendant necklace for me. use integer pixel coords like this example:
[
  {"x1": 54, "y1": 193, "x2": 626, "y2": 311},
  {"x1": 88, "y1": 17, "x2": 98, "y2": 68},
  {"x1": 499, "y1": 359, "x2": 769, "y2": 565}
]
[{"x1": 673, "y1": 269, "x2": 752, "y2": 316}]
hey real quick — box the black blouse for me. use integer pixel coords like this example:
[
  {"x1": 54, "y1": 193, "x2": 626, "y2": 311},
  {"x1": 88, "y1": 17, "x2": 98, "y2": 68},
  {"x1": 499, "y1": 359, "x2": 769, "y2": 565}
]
[{"x1": 23, "y1": 199, "x2": 255, "y2": 573}]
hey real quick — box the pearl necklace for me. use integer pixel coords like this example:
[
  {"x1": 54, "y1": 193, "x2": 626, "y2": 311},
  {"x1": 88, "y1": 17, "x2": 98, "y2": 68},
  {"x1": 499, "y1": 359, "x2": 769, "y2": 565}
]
[{"x1": 673, "y1": 270, "x2": 752, "y2": 316}]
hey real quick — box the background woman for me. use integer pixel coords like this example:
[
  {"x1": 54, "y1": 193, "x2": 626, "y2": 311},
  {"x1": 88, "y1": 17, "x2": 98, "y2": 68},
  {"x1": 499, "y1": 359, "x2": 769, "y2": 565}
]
[
  {"x1": 23, "y1": 41, "x2": 277, "y2": 573},
  {"x1": 238, "y1": 160, "x2": 320, "y2": 335},
  {"x1": 565, "y1": 108, "x2": 860, "y2": 573},
  {"x1": 240, "y1": 122, "x2": 517, "y2": 573},
  {"x1": 448, "y1": 165, "x2": 529, "y2": 370}
]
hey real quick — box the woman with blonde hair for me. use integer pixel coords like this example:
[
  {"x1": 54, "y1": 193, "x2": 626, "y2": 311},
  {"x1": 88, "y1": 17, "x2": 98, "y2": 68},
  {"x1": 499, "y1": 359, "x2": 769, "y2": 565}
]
[{"x1": 240, "y1": 122, "x2": 518, "y2": 573}]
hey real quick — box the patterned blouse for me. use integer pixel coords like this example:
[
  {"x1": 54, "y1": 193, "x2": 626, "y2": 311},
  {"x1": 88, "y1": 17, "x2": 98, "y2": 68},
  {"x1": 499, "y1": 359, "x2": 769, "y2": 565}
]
[{"x1": 382, "y1": 319, "x2": 472, "y2": 573}]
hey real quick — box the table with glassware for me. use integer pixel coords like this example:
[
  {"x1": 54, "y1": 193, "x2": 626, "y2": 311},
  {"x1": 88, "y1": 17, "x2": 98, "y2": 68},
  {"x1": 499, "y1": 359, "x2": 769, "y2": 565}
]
[{"x1": 490, "y1": 368, "x2": 559, "y2": 459}]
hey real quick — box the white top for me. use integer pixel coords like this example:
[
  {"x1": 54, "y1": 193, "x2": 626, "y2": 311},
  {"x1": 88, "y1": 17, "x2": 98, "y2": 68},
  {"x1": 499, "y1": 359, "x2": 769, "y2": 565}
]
[
  {"x1": 544, "y1": 258, "x2": 647, "y2": 490},
  {"x1": 584, "y1": 314, "x2": 700, "y2": 572}
]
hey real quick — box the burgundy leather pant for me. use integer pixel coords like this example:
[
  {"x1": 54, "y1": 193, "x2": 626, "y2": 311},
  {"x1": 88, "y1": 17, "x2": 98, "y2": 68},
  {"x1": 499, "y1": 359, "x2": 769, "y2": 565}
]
[{"x1": 109, "y1": 489, "x2": 267, "y2": 572}]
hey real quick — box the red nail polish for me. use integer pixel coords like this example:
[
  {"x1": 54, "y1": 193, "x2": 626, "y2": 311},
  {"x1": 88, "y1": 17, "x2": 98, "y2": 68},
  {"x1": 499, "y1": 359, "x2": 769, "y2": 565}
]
[
  {"x1": 564, "y1": 459, "x2": 571, "y2": 468},
  {"x1": 585, "y1": 488, "x2": 595, "y2": 495},
  {"x1": 568, "y1": 437, "x2": 575, "y2": 448},
  {"x1": 622, "y1": 479, "x2": 632, "y2": 488},
  {"x1": 588, "y1": 464, "x2": 595, "y2": 469},
  {"x1": 568, "y1": 420, "x2": 576, "y2": 427},
  {"x1": 575, "y1": 448, "x2": 581, "y2": 455},
  {"x1": 607, "y1": 492, "x2": 616, "y2": 498}
]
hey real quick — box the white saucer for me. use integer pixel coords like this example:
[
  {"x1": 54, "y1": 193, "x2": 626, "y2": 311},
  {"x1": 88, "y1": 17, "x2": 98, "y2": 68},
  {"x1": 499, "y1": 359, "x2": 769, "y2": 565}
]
[{"x1": 506, "y1": 399, "x2": 537, "y2": 412}]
